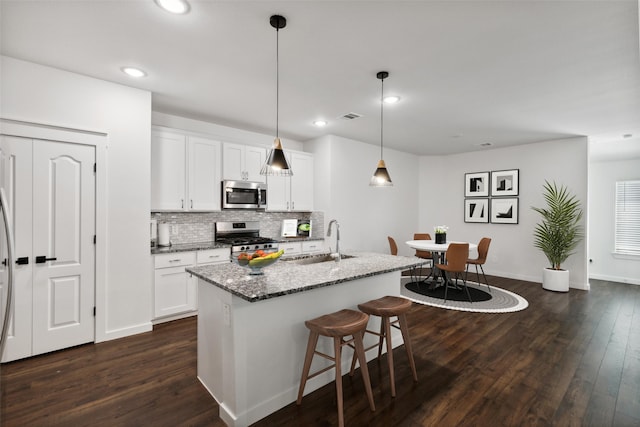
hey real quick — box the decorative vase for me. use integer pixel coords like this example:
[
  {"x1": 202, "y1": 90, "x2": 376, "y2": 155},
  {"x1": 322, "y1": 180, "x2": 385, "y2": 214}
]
[
  {"x1": 435, "y1": 233, "x2": 446, "y2": 244},
  {"x1": 542, "y1": 268, "x2": 569, "y2": 292}
]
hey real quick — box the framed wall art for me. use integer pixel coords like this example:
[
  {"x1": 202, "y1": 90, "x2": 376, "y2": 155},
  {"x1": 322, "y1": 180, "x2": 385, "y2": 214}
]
[
  {"x1": 465, "y1": 171, "x2": 490, "y2": 197},
  {"x1": 491, "y1": 169, "x2": 519, "y2": 196},
  {"x1": 464, "y1": 198, "x2": 489, "y2": 223},
  {"x1": 490, "y1": 198, "x2": 519, "y2": 224}
]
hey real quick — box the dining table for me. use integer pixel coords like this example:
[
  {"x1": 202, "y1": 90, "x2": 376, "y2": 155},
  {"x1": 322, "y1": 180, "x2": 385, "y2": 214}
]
[{"x1": 405, "y1": 239, "x2": 478, "y2": 288}]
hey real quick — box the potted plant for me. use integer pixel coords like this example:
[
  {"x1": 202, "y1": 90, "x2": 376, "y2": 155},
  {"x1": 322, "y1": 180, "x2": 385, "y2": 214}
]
[
  {"x1": 532, "y1": 180, "x2": 584, "y2": 292},
  {"x1": 434, "y1": 225, "x2": 448, "y2": 244}
]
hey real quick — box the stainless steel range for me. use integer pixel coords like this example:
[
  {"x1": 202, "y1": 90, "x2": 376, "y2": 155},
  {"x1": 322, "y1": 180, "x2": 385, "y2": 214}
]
[{"x1": 215, "y1": 221, "x2": 279, "y2": 254}]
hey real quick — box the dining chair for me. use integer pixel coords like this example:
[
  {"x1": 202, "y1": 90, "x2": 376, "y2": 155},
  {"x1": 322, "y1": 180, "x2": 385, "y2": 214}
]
[
  {"x1": 466, "y1": 237, "x2": 492, "y2": 292},
  {"x1": 387, "y1": 236, "x2": 398, "y2": 255},
  {"x1": 413, "y1": 233, "x2": 433, "y2": 279},
  {"x1": 435, "y1": 243, "x2": 472, "y2": 303}
]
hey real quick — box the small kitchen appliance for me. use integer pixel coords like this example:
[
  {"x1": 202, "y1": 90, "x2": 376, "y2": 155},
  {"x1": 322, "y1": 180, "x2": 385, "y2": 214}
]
[
  {"x1": 215, "y1": 221, "x2": 279, "y2": 255},
  {"x1": 221, "y1": 180, "x2": 267, "y2": 210}
]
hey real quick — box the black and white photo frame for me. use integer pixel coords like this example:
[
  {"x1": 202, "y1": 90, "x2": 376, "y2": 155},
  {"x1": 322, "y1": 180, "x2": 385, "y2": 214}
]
[
  {"x1": 490, "y1": 198, "x2": 519, "y2": 224},
  {"x1": 491, "y1": 169, "x2": 519, "y2": 196},
  {"x1": 464, "y1": 198, "x2": 489, "y2": 223},
  {"x1": 465, "y1": 171, "x2": 490, "y2": 197}
]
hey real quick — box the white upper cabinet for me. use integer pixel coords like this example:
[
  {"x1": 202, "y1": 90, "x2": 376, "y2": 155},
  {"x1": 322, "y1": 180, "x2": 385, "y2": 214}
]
[
  {"x1": 267, "y1": 150, "x2": 314, "y2": 212},
  {"x1": 222, "y1": 142, "x2": 266, "y2": 183},
  {"x1": 289, "y1": 151, "x2": 314, "y2": 211},
  {"x1": 151, "y1": 128, "x2": 221, "y2": 211},
  {"x1": 188, "y1": 136, "x2": 221, "y2": 211},
  {"x1": 151, "y1": 130, "x2": 187, "y2": 211}
]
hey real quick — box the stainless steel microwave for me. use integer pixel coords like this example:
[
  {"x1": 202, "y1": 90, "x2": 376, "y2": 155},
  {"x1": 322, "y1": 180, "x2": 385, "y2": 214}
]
[{"x1": 221, "y1": 180, "x2": 267, "y2": 209}]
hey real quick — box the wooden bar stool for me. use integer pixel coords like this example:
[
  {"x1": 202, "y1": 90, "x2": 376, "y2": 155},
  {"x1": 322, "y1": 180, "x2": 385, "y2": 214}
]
[
  {"x1": 297, "y1": 309, "x2": 375, "y2": 427},
  {"x1": 351, "y1": 296, "x2": 417, "y2": 397}
]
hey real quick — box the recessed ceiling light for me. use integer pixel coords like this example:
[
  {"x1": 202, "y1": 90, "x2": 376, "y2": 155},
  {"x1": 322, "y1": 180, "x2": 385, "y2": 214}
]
[
  {"x1": 154, "y1": 0, "x2": 190, "y2": 14},
  {"x1": 383, "y1": 96, "x2": 401, "y2": 104},
  {"x1": 121, "y1": 67, "x2": 147, "y2": 78},
  {"x1": 313, "y1": 120, "x2": 328, "y2": 127}
]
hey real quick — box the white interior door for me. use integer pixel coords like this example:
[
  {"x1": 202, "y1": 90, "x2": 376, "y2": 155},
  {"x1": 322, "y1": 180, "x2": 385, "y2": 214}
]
[
  {"x1": 0, "y1": 136, "x2": 34, "y2": 362},
  {"x1": 31, "y1": 140, "x2": 95, "y2": 355}
]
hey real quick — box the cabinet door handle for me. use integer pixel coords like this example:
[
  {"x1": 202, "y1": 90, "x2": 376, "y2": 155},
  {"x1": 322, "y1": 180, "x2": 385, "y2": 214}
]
[
  {"x1": 286, "y1": 201, "x2": 289, "y2": 210},
  {"x1": 181, "y1": 199, "x2": 184, "y2": 209},
  {"x1": 35, "y1": 256, "x2": 57, "y2": 264},
  {"x1": 190, "y1": 199, "x2": 193, "y2": 209},
  {"x1": 209, "y1": 255, "x2": 220, "y2": 259},
  {"x1": 292, "y1": 201, "x2": 295, "y2": 210},
  {"x1": 168, "y1": 259, "x2": 182, "y2": 263}
]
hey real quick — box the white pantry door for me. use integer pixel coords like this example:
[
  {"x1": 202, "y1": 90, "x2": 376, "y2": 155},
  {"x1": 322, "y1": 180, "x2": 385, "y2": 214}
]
[{"x1": 31, "y1": 140, "x2": 95, "y2": 355}]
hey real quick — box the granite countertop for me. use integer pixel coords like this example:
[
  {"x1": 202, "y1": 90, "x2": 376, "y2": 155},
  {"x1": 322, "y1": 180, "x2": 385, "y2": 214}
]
[
  {"x1": 187, "y1": 252, "x2": 424, "y2": 303},
  {"x1": 151, "y1": 241, "x2": 230, "y2": 255}
]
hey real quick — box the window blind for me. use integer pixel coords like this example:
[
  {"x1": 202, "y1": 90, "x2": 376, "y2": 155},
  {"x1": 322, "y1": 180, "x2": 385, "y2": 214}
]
[{"x1": 615, "y1": 180, "x2": 640, "y2": 255}]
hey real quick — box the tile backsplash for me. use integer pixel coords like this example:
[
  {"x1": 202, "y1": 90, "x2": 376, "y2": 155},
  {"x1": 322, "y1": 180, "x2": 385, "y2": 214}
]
[{"x1": 151, "y1": 211, "x2": 324, "y2": 245}]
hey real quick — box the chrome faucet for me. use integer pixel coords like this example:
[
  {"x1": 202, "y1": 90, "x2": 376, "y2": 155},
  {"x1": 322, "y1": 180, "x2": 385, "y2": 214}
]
[{"x1": 326, "y1": 219, "x2": 341, "y2": 262}]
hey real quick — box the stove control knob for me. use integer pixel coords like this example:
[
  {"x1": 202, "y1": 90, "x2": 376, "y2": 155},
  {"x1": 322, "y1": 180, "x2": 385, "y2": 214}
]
[
  {"x1": 240, "y1": 246, "x2": 247, "y2": 251},
  {"x1": 254, "y1": 245, "x2": 260, "y2": 250}
]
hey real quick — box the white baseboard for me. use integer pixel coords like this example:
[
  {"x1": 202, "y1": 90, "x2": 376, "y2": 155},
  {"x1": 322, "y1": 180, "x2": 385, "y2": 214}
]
[
  {"x1": 589, "y1": 274, "x2": 640, "y2": 286},
  {"x1": 96, "y1": 321, "x2": 153, "y2": 343}
]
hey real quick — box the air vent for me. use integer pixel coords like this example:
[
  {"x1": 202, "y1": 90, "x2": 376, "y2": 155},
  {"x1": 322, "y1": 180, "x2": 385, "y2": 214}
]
[{"x1": 339, "y1": 112, "x2": 363, "y2": 120}]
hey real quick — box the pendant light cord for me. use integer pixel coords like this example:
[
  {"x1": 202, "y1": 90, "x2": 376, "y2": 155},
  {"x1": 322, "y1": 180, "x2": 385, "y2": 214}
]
[
  {"x1": 276, "y1": 26, "x2": 280, "y2": 139},
  {"x1": 380, "y1": 77, "x2": 384, "y2": 160}
]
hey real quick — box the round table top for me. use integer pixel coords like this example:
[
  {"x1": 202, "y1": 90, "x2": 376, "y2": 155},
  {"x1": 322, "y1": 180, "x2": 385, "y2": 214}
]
[{"x1": 405, "y1": 240, "x2": 478, "y2": 252}]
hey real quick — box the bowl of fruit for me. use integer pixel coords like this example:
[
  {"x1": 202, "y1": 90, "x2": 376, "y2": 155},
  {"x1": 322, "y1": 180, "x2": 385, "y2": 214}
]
[{"x1": 234, "y1": 249, "x2": 285, "y2": 275}]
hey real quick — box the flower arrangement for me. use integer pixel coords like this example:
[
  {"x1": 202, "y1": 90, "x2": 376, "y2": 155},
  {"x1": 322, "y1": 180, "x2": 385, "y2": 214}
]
[{"x1": 434, "y1": 225, "x2": 449, "y2": 234}]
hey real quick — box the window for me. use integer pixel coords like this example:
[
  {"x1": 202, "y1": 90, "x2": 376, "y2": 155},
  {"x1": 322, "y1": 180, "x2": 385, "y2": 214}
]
[{"x1": 615, "y1": 180, "x2": 640, "y2": 255}]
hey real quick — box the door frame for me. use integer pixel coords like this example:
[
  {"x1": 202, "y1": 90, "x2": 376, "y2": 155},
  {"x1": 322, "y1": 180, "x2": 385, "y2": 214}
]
[{"x1": 0, "y1": 118, "x2": 107, "y2": 343}]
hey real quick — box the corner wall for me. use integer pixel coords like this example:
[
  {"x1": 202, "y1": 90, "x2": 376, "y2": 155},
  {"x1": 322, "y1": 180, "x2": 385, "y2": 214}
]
[
  {"x1": 306, "y1": 135, "x2": 420, "y2": 257},
  {"x1": 1, "y1": 56, "x2": 153, "y2": 341}
]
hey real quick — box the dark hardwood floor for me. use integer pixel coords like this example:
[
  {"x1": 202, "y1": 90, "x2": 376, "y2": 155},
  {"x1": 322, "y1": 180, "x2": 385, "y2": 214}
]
[{"x1": 2, "y1": 277, "x2": 639, "y2": 426}]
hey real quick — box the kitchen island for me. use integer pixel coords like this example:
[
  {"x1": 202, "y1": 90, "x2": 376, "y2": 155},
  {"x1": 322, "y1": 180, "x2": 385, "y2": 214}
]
[{"x1": 187, "y1": 252, "x2": 423, "y2": 427}]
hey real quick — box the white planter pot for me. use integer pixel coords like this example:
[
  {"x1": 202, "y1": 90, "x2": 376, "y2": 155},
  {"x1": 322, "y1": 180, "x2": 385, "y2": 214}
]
[{"x1": 542, "y1": 268, "x2": 570, "y2": 292}]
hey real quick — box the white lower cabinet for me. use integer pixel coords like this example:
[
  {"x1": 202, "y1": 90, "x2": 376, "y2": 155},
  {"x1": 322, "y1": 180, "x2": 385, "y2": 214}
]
[
  {"x1": 153, "y1": 248, "x2": 229, "y2": 322},
  {"x1": 279, "y1": 240, "x2": 325, "y2": 257},
  {"x1": 279, "y1": 241, "x2": 302, "y2": 256},
  {"x1": 302, "y1": 240, "x2": 324, "y2": 254}
]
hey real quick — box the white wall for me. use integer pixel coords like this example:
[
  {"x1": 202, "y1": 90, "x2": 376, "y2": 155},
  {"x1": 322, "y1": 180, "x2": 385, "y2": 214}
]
[
  {"x1": 306, "y1": 134, "x2": 420, "y2": 257},
  {"x1": 589, "y1": 157, "x2": 640, "y2": 285},
  {"x1": 152, "y1": 112, "x2": 304, "y2": 151},
  {"x1": 0, "y1": 56, "x2": 152, "y2": 341},
  {"x1": 419, "y1": 137, "x2": 589, "y2": 289}
]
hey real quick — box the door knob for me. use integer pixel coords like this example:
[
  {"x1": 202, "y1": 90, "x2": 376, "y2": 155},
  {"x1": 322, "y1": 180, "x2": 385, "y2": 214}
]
[
  {"x1": 15, "y1": 257, "x2": 29, "y2": 265},
  {"x1": 35, "y1": 256, "x2": 57, "y2": 264}
]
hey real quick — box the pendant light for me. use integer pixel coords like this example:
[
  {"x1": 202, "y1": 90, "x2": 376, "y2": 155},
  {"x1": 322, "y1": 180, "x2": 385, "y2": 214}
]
[
  {"x1": 260, "y1": 14, "x2": 293, "y2": 176},
  {"x1": 370, "y1": 71, "x2": 393, "y2": 186}
]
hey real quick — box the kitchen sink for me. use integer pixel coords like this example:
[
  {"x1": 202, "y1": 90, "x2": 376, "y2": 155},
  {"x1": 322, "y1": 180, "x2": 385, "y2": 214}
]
[{"x1": 281, "y1": 254, "x2": 355, "y2": 265}]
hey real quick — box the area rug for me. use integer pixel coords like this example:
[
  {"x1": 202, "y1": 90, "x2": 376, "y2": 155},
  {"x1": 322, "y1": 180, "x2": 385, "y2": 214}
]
[{"x1": 400, "y1": 278, "x2": 528, "y2": 313}]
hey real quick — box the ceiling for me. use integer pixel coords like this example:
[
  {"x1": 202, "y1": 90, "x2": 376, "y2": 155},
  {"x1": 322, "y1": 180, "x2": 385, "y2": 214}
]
[{"x1": 1, "y1": 0, "x2": 640, "y2": 157}]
